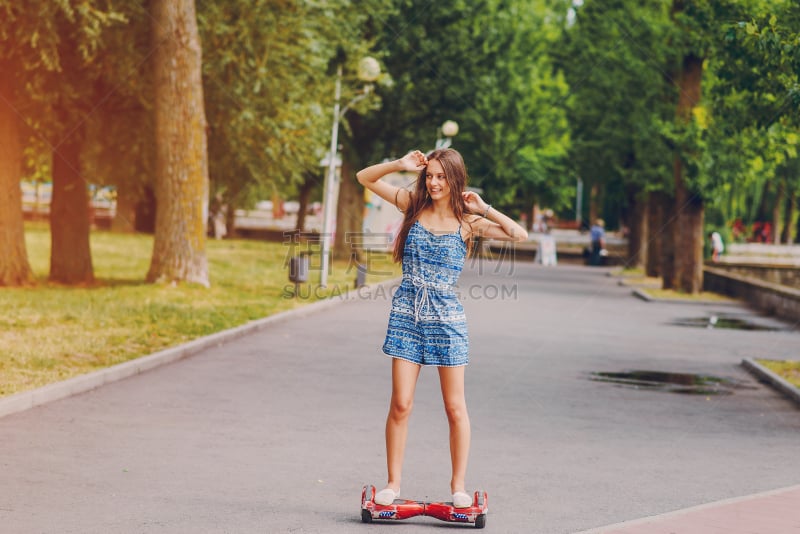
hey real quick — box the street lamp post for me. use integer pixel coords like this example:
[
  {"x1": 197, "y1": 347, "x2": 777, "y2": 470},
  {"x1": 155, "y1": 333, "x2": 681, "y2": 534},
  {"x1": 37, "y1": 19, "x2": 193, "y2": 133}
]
[{"x1": 319, "y1": 58, "x2": 380, "y2": 287}]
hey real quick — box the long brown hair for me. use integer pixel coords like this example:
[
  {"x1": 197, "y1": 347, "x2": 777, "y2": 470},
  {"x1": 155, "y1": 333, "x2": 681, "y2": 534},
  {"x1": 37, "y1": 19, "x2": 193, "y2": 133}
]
[{"x1": 392, "y1": 148, "x2": 473, "y2": 262}]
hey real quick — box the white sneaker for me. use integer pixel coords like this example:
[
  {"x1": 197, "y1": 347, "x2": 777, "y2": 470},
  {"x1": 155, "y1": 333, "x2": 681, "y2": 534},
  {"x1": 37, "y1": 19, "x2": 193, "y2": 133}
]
[
  {"x1": 375, "y1": 488, "x2": 399, "y2": 506},
  {"x1": 452, "y1": 491, "x2": 472, "y2": 508}
]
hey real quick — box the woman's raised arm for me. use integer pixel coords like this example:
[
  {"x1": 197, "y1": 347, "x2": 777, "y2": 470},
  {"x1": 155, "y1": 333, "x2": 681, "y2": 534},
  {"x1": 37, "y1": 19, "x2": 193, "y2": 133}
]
[
  {"x1": 462, "y1": 191, "x2": 529, "y2": 242},
  {"x1": 356, "y1": 150, "x2": 427, "y2": 211}
]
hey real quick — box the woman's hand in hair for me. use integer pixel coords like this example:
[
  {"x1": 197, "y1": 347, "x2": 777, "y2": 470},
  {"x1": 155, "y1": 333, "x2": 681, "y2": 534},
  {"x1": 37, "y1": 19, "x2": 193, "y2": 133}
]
[
  {"x1": 462, "y1": 191, "x2": 488, "y2": 215},
  {"x1": 462, "y1": 191, "x2": 529, "y2": 242},
  {"x1": 398, "y1": 150, "x2": 428, "y2": 172}
]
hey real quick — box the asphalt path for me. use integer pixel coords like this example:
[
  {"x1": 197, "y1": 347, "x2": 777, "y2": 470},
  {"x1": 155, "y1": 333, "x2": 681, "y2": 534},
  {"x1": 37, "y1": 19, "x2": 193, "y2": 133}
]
[{"x1": 1, "y1": 261, "x2": 798, "y2": 533}]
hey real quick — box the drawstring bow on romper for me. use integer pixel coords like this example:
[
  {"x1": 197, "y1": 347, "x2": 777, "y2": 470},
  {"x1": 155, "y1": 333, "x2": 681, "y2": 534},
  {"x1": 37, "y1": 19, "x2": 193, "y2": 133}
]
[{"x1": 410, "y1": 275, "x2": 450, "y2": 323}]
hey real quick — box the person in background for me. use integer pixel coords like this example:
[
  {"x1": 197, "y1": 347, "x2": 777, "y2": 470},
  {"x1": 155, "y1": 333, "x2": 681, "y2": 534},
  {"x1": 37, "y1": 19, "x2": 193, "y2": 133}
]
[
  {"x1": 709, "y1": 231, "x2": 724, "y2": 262},
  {"x1": 589, "y1": 218, "x2": 606, "y2": 266}
]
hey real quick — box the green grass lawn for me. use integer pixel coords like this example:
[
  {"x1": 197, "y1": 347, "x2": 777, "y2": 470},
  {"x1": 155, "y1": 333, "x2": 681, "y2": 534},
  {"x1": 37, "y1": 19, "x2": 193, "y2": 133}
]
[
  {"x1": 757, "y1": 359, "x2": 800, "y2": 388},
  {"x1": 610, "y1": 267, "x2": 645, "y2": 278},
  {"x1": 642, "y1": 288, "x2": 739, "y2": 302},
  {"x1": 611, "y1": 268, "x2": 738, "y2": 302},
  {"x1": 0, "y1": 223, "x2": 401, "y2": 397}
]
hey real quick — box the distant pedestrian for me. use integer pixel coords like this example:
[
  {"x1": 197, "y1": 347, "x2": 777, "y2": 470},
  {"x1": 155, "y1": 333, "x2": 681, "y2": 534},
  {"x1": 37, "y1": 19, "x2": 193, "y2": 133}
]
[
  {"x1": 709, "y1": 231, "x2": 724, "y2": 262},
  {"x1": 356, "y1": 148, "x2": 527, "y2": 509},
  {"x1": 208, "y1": 193, "x2": 227, "y2": 239},
  {"x1": 589, "y1": 218, "x2": 606, "y2": 266}
]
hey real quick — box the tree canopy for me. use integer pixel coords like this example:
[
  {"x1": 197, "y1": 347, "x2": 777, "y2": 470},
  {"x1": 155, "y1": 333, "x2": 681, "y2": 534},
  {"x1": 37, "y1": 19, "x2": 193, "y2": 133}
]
[{"x1": 1, "y1": 0, "x2": 798, "y2": 290}]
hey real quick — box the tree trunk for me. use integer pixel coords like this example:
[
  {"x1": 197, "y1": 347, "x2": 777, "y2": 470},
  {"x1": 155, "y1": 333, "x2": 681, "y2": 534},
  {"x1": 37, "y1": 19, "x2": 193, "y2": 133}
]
[
  {"x1": 223, "y1": 193, "x2": 237, "y2": 238},
  {"x1": 672, "y1": 165, "x2": 704, "y2": 294},
  {"x1": 626, "y1": 187, "x2": 647, "y2": 270},
  {"x1": 0, "y1": 63, "x2": 34, "y2": 286},
  {"x1": 685, "y1": 200, "x2": 704, "y2": 292},
  {"x1": 796, "y1": 197, "x2": 800, "y2": 244},
  {"x1": 660, "y1": 192, "x2": 677, "y2": 290},
  {"x1": 135, "y1": 186, "x2": 157, "y2": 233},
  {"x1": 295, "y1": 173, "x2": 315, "y2": 232},
  {"x1": 146, "y1": 0, "x2": 210, "y2": 286},
  {"x1": 781, "y1": 189, "x2": 795, "y2": 244},
  {"x1": 645, "y1": 191, "x2": 663, "y2": 278},
  {"x1": 754, "y1": 180, "x2": 770, "y2": 223},
  {"x1": 772, "y1": 179, "x2": 783, "y2": 244},
  {"x1": 333, "y1": 158, "x2": 363, "y2": 261},
  {"x1": 672, "y1": 52, "x2": 704, "y2": 294},
  {"x1": 50, "y1": 130, "x2": 95, "y2": 284},
  {"x1": 589, "y1": 182, "x2": 600, "y2": 227},
  {"x1": 525, "y1": 198, "x2": 535, "y2": 232},
  {"x1": 674, "y1": 169, "x2": 703, "y2": 293},
  {"x1": 111, "y1": 180, "x2": 138, "y2": 233}
]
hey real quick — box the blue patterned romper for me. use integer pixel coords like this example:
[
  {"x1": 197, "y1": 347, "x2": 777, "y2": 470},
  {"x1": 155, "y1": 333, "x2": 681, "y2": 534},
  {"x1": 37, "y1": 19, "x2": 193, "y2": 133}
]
[{"x1": 382, "y1": 220, "x2": 469, "y2": 366}]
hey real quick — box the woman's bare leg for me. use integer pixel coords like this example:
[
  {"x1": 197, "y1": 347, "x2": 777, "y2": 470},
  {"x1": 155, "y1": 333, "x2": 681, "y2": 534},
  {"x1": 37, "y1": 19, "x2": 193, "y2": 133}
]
[
  {"x1": 384, "y1": 358, "x2": 422, "y2": 493},
  {"x1": 438, "y1": 365, "x2": 470, "y2": 494}
]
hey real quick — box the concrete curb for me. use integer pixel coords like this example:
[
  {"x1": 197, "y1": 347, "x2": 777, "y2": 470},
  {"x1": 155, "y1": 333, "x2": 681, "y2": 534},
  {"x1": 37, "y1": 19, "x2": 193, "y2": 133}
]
[
  {"x1": 741, "y1": 358, "x2": 800, "y2": 408},
  {"x1": 575, "y1": 483, "x2": 800, "y2": 533},
  {"x1": 606, "y1": 270, "x2": 643, "y2": 279},
  {"x1": 0, "y1": 278, "x2": 401, "y2": 420},
  {"x1": 632, "y1": 288, "x2": 741, "y2": 306},
  {"x1": 617, "y1": 279, "x2": 660, "y2": 289}
]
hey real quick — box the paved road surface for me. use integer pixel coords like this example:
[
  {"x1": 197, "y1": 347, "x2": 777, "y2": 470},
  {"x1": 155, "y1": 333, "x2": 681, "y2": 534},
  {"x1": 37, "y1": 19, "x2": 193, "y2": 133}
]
[{"x1": 1, "y1": 261, "x2": 798, "y2": 533}]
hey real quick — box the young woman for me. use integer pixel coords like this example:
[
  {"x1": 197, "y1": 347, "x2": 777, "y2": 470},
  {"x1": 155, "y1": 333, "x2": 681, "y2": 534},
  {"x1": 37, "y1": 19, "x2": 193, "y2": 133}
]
[{"x1": 356, "y1": 148, "x2": 527, "y2": 508}]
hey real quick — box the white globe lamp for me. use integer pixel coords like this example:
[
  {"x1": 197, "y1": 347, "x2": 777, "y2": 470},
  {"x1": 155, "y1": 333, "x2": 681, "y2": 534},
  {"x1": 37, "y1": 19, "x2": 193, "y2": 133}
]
[
  {"x1": 358, "y1": 57, "x2": 381, "y2": 82},
  {"x1": 441, "y1": 120, "x2": 459, "y2": 138}
]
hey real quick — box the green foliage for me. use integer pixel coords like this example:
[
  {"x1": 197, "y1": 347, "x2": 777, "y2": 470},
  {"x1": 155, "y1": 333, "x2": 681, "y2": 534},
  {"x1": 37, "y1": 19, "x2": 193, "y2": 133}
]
[
  {"x1": 461, "y1": 1, "x2": 572, "y2": 214},
  {"x1": 559, "y1": 0, "x2": 675, "y2": 204},
  {"x1": 5, "y1": 0, "x2": 134, "y2": 204},
  {"x1": 5, "y1": 0, "x2": 798, "y2": 245},
  {"x1": 704, "y1": 0, "x2": 800, "y2": 227},
  {"x1": 78, "y1": 1, "x2": 153, "y2": 194},
  {"x1": 5, "y1": 1, "x2": 127, "y2": 139},
  {"x1": 197, "y1": 0, "x2": 393, "y2": 208},
  {"x1": 351, "y1": 0, "x2": 571, "y2": 218},
  {"x1": 0, "y1": 1, "x2": 111, "y2": 69},
  {"x1": 560, "y1": 0, "x2": 799, "y2": 230},
  {"x1": 720, "y1": 0, "x2": 799, "y2": 129}
]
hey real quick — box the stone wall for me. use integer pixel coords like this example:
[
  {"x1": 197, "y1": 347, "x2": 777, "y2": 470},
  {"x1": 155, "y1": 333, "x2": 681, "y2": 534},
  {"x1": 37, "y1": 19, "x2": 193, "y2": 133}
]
[
  {"x1": 703, "y1": 266, "x2": 800, "y2": 323},
  {"x1": 708, "y1": 263, "x2": 800, "y2": 287}
]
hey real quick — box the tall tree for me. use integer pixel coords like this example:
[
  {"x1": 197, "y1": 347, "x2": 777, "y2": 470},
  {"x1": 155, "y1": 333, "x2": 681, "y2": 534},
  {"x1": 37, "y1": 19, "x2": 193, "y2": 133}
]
[
  {"x1": 0, "y1": 1, "x2": 123, "y2": 285},
  {"x1": 560, "y1": 0, "x2": 673, "y2": 270},
  {"x1": 49, "y1": 122, "x2": 94, "y2": 284},
  {"x1": 1, "y1": 3, "x2": 70, "y2": 286},
  {"x1": 664, "y1": 0, "x2": 798, "y2": 292},
  {"x1": 669, "y1": 0, "x2": 709, "y2": 293},
  {"x1": 146, "y1": 0, "x2": 210, "y2": 286},
  {"x1": 0, "y1": 56, "x2": 33, "y2": 285},
  {"x1": 45, "y1": 28, "x2": 99, "y2": 285}
]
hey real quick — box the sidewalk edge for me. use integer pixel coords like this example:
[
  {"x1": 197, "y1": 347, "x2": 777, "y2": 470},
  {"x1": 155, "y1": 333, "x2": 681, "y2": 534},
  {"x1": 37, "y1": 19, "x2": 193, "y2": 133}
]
[
  {"x1": 741, "y1": 357, "x2": 800, "y2": 408},
  {"x1": 574, "y1": 484, "x2": 800, "y2": 533},
  {"x1": 0, "y1": 278, "x2": 400, "y2": 420},
  {"x1": 631, "y1": 288, "x2": 740, "y2": 306}
]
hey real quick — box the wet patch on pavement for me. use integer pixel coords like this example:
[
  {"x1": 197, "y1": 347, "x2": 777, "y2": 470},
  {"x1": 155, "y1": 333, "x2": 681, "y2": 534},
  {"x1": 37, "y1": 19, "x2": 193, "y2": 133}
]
[
  {"x1": 588, "y1": 370, "x2": 757, "y2": 395},
  {"x1": 670, "y1": 313, "x2": 790, "y2": 332}
]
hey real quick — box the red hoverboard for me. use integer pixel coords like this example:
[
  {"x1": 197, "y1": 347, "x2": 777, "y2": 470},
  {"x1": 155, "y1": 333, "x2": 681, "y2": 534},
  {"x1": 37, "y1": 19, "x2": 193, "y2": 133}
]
[{"x1": 361, "y1": 484, "x2": 488, "y2": 528}]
